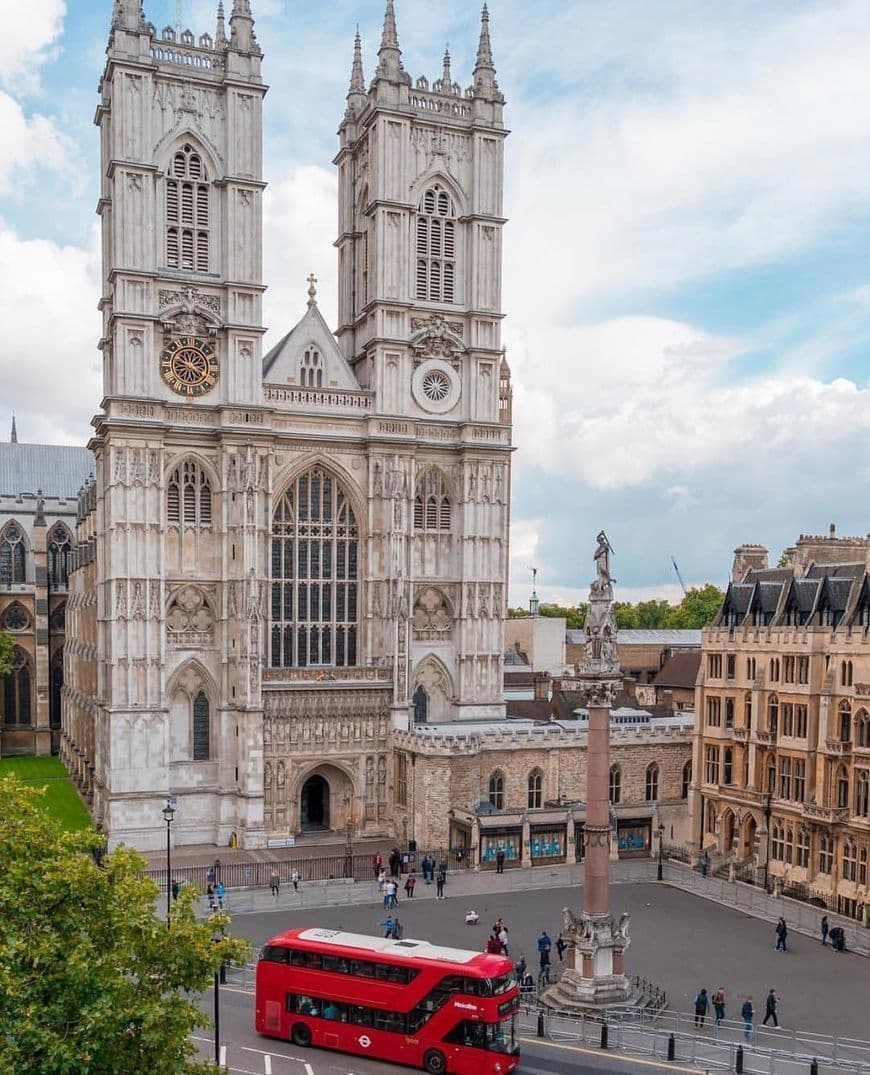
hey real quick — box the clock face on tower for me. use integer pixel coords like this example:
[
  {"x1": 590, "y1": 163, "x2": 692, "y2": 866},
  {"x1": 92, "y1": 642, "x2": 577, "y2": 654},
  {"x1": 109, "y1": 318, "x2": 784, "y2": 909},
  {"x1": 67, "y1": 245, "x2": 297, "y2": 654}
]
[{"x1": 159, "y1": 336, "x2": 219, "y2": 396}]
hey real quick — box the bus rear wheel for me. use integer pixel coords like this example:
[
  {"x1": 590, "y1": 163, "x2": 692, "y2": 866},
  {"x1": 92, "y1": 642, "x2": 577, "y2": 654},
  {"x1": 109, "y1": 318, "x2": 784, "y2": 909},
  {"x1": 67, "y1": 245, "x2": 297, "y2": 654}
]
[
  {"x1": 423, "y1": 1049, "x2": 447, "y2": 1074},
  {"x1": 291, "y1": 1023, "x2": 311, "y2": 1048}
]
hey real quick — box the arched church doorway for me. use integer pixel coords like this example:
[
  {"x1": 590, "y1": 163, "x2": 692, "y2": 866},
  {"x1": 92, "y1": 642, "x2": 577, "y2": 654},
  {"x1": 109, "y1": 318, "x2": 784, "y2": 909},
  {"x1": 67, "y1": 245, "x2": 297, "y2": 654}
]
[
  {"x1": 722, "y1": 809, "x2": 735, "y2": 854},
  {"x1": 742, "y1": 815, "x2": 757, "y2": 860},
  {"x1": 300, "y1": 774, "x2": 330, "y2": 831}
]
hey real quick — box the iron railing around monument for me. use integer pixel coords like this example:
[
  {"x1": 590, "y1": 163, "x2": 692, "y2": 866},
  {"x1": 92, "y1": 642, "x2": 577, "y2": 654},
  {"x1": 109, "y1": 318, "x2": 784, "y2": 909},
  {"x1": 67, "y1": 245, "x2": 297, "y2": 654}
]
[{"x1": 661, "y1": 844, "x2": 691, "y2": 864}]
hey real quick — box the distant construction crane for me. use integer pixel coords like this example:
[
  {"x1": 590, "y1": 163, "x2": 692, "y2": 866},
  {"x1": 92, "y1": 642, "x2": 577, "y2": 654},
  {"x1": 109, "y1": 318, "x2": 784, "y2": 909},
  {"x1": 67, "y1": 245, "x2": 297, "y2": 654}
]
[{"x1": 671, "y1": 556, "x2": 688, "y2": 596}]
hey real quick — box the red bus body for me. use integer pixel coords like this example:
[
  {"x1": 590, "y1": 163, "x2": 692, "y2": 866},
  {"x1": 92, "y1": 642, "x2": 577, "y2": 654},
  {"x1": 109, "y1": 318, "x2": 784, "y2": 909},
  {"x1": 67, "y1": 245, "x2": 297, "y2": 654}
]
[{"x1": 255, "y1": 927, "x2": 520, "y2": 1075}]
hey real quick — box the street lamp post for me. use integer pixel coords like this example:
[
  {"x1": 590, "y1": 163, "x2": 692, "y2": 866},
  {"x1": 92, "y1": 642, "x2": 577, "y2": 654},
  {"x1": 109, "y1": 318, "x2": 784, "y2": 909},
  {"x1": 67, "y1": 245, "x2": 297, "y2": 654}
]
[
  {"x1": 762, "y1": 792, "x2": 773, "y2": 891},
  {"x1": 162, "y1": 799, "x2": 175, "y2": 925},
  {"x1": 657, "y1": 823, "x2": 665, "y2": 881},
  {"x1": 212, "y1": 922, "x2": 226, "y2": 1066}
]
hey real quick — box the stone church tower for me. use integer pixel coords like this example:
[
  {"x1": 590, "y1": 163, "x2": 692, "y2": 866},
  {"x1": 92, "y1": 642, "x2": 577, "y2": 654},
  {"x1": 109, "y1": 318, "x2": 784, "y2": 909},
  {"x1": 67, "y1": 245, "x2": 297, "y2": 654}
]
[{"x1": 62, "y1": 0, "x2": 512, "y2": 852}]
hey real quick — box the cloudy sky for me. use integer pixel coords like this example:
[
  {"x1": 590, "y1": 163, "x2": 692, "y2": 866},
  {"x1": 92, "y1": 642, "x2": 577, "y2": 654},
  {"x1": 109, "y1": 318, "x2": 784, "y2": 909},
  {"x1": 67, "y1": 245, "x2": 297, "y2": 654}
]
[{"x1": 3, "y1": 0, "x2": 870, "y2": 606}]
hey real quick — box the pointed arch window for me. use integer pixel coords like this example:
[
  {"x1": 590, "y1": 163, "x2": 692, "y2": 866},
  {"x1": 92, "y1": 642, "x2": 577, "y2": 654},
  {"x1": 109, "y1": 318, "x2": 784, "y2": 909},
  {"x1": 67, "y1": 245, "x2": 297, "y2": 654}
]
[
  {"x1": 645, "y1": 763, "x2": 660, "y2": 802},
  {"x1": 414, "y1": 468, "x2": 452, "y2": 532},
  {"x1": 167, "y1": 461, "x2": 212, "y2": 526},
  {"x1": 412, "y1": 684, "x2": 428, "y2": 724},
  {"x1": 856, "y1": 771, "x2": 870, "y2": 818},
  {"x1": 270, "y1": 466, "x2": 359, "y2": 668},
  {"x1": 48, "y1": 525, "x2": 72, "y2": 588},
  {"x1": 300, "y1": 348, "x2": 323, "y2": 388},
  {"x1": 609, "y1": 764, "x2": 621, "y2": 804},
  {"x1": 192, "y1": 690, "x2": 210, "y2": 761},
  {"x1": 50, "y1": 649, "x2": 63, "y2": 731},
  {"x1": 527, "y1": 769, "x2": 543, "y2": 809},
  {"x1": 839, "y1": 700, "x2": 851, "y2": 742},
  {"x1": 0, "y1": 524, "x2": 26, "y2": 586},
  {"x1": 166, "y1": 144, "x2": 210, "y2": 273},
  {"x1": 416, "y1": 185, "x2": 456, "y2": 304},
  {"x1": 1, "y1": 647, "x2": 32, "y2": 725},
  {"x1": 681, "y1": 760, "x2": 692, "y2": 799},
  {"x1": 0, "y1": 601, "x2": 30, "y2": 632},
  {"x1": 488, "y1": 771, "x2": 505, "y2": 810}
]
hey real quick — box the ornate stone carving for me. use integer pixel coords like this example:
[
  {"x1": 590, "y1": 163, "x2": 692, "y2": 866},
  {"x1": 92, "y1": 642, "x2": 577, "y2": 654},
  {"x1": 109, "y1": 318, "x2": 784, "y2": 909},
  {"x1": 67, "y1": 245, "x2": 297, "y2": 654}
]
[
  {"x1": 159, "y1": 286, "x2": 221, "y2": 317},
  {"x1": 412, "y1": 587, "x2": 452, "y2": 639},
  {"x1": 166, "y1": 585, "x2": 215, "y2": 645},
  {"x1": 409, "y1": 314, "x2": 465, "y2": 366}
]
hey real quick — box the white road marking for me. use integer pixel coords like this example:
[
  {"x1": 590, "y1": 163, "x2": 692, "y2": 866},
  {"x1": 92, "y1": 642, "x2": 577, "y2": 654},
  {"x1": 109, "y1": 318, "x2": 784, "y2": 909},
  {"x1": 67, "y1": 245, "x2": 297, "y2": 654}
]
[
  {"x1": 220, "y1": 1044, "x2": 227, "y2": 1067},
  {"x1": 304, "y1": 1065, "x2": 314, "y2": 1075},
  {"x1": 264, "y1": 1055, "x2": 272, "y2": 1075},
  {"x1": 240, "y1": 1045, "x2": 305, "y2": 1062}
]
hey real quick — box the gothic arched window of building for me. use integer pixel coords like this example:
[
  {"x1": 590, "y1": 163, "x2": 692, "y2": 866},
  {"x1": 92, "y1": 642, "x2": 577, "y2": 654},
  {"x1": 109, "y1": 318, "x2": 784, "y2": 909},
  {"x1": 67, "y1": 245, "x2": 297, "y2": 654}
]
[
  {"x1": 414, "y1": 468, "x2": 452, "y2": 532},
  {"x1": 856, "y1": 771, "x2": 870, "y2": 818},
  {"x1": 0, "y1": 523, "x2": 26, "y2": 586},
  {"x1": 527, "y1": 769, "x2": 543, "y2": 810},
  {"x1": 48, "y1": 525, "x2": 72, "y2": 588},
  {"x1": 836, "y1": 764, "x2": 849, "y2": 809},
  {"x1": 415, "y1": 185, "x2": 457, "y2": 304},
  {"x1": 839, "y1": 700, "x2": 852, "y2": 743},
  {"x1": 681, "y1": 760, "x2": 692, "y2": 799},
  {"x1": 744, "y1": 691, "x2": 753, "y2": 731},
  {"x1": 488, "y1": 771, "x2": 504, "y2": 810},
  {"x1": 645, "y1": 763, "x2": 659, "y2": 802},
  {"x1": 0, "y1": 601, "x2": 30, "y2": 632},
  {"x1": 843, "y1": 837, "x2": 858, "y2": 881},
  {"x1": 767, "y1": 695, "x2": 779, "y2": 735},
  {"x1": 609, "y1": 764, "x2": 621, "y2": 804},
  {"x1": 819, "y1": 833, "x2": 834, "y2": 873},
  {"x1": 50, "y1": 649, "x2": 63, "y2": 730},
  {"x1": 1, "y1": 646, "x2": 32, "y2": 725},
  {"x1": 796, "y1": 826, "x2": 810, "y2": 867},
  {"x1": 856, "y1": 710, "x2": 870, "y2": 749},
  {"x1": 723, "y1": 749, "x2": 733, "y2": 786},
  {"x1": 300, "y1": 347, "x2": 323, "y2": 388},
  {"x1": 841, "y1": 660, "x2": 854, "y2": 688},
  {"x1": 270, "y1": 466, "x2": 359, "y2": 668},
  {"x1": 165, "y1": 143, "x2": 210, "y2": 273},
  {"x1": 192, "y1": 691, "x2": 210, "y2": 761},
  {"x1": 167, "y1": 461, "x2": 213, "y2": 526},
  {"x1": 770, "y1": 822, "x2": 784, "y2": 860}
]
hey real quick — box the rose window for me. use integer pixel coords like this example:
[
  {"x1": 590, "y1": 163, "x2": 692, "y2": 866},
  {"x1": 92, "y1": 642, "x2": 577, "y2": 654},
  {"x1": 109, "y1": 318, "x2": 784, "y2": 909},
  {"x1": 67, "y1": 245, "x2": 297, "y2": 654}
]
[{"x1": 422, "y1": 370, "x2": 451, "y2": 402}]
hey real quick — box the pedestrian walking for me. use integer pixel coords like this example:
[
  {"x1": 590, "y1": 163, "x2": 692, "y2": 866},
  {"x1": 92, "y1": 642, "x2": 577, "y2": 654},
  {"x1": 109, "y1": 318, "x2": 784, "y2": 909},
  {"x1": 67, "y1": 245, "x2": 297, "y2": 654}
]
[
  {"x1": 171, "y1": 879, "x2": 180, "y2": 902},
  {"x1": 389, "y1": 848, "x2": 402, "y2": 877},
  {"x1": 538, "y1": 947, "x2": 551, "y2": 987},
  {"x1": 712, "y1": 986, "x2": 726, "y2": 1026},
  {"x1": 515, "y1": 955, "x2": 527, "y2": 982},
  {"x1": 215, "y1": 881, "x2": 225, "y2": 909},
  {"x1": 377, "y1": 867, "x2": 387, "y2": 892},
  {"x1": 762, "y1": 989, "x2": 779, "y2": 1027},
  {"x1": 486, "y1": 932, "x2": 503, "y2": 955},
  {"x1": 693, "y1": 988, "x2": 709, "y2": 1028},
  {"x1": 269, "y1": 869, "x2": 280, "y2": 898},
  {"x1": 404, "y1": 872, "x2": 417, "y2": 899},
  {"x1": 436, "y1": 865, "x2": 447, "y2": 899},
  {"x1": 206, "y1": 882, "x2": 216, "y2": 910},
  {"x1": 379, "y1": 915, "x2": 396, "y2": 938},
  {"x1": 775, "y1": 918, "x2": 788, "y2": 952},
  {"x1": 700, "y1": 850, "x2": 709, "y2": 877},
  {"x1": 496, "y1": 848, "x2": 506, "y2": 874},
  {"x1": 829, "y1": 925, "x2": 846, "y2": 952},
  {"x1": 372, "y1": 852, "x2": 383, "y2": 879},
  {"x1": 393, "y1": 918, "x2": 404, "y2": 940},
  {"x1": 291, "y1": 868, "x2": 300, "y2": 893},
  {"x1": 498, "y1": 925, "x2": 509, "y2": 955},
  {"x1": 741, "y1": 997, "x2": 754, "y2": 1041},
  {"x1": 537, "y1": 930, "x2": 552, "y2": 960},
  {"x1": 821, "y1": 914, "x2": 829, "y2": 946},
  {"x1": 555, "y1": 937, "x2": 566, "y2": 962}
]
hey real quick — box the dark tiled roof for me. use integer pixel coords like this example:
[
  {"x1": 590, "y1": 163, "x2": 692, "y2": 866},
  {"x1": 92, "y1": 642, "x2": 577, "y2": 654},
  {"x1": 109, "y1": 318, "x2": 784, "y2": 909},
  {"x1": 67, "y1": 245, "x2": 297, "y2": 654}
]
[
  {"x1": 505, "y1": 700, "x2": 552, "y2": 721},
  {"x1": 805, "y1": 562, "x2": 866, "y2": 580},
  {"x1": 723, "y1": 583, "x2": 753, "y2": 616},
  {"x1": 653, "y1": 650, "x2": 701, "y2": 689},
  {"x1": 757, "y1": 581, "x2": 785, "y2": 613},
  {"x1": 790, "y1": 578, "x2": 820, "y2": 612},
  {"x1": 0, "y1": 442, "x2": 93, "y2": 500},
  {"x1": 745, "y1": 568, "x2": 793, "y2": 584}
]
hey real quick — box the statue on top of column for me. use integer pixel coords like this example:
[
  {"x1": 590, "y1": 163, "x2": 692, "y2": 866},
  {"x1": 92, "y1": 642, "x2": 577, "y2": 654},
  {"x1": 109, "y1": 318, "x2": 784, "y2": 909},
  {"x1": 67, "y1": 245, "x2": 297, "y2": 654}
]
[
  {"x1": 581, "y1": 531, "x2": 621, "y2": 677},
  {"x1": 592, "y1": 530, "x2": 615, "y2": 594}
]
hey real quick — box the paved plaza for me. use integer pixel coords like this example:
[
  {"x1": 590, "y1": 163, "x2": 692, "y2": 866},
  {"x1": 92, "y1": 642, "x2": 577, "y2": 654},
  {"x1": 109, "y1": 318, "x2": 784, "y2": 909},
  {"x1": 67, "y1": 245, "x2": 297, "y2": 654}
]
[{"x1": 236, "y1": 881, "x2": 868, "y2": 1040}]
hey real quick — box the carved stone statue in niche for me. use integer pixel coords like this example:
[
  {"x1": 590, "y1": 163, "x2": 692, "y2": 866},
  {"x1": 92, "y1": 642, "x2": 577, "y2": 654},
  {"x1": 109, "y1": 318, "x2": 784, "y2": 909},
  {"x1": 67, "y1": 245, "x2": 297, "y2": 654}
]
[{"x1": 412, "y1": 587, "x2": 452, "y2": 639}]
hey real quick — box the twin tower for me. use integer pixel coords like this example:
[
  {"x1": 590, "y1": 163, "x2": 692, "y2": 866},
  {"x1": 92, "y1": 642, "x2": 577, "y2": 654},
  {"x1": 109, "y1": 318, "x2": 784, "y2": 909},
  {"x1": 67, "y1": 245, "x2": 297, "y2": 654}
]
[{"x1": 62, "y1": 0, "x2": 512, "y2": 851}]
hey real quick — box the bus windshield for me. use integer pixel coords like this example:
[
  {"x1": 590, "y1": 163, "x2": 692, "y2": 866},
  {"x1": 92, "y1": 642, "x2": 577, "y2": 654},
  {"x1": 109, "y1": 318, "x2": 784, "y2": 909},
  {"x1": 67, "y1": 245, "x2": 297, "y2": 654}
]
[{"x1": 445, "y1": 1014, "x2": 519, "y2": 1054}]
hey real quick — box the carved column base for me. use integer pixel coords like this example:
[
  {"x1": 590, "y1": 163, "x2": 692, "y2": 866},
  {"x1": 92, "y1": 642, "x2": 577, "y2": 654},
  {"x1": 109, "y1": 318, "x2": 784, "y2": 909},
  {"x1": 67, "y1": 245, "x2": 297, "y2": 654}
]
[{"x1": 541, "y1": 911, "x2": 635, "y2": 1013}]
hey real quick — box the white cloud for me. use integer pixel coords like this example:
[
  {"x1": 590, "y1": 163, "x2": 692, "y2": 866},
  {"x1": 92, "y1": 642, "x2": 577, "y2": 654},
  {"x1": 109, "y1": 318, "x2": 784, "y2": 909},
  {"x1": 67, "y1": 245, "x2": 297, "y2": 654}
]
[
  {"x1": 0, "y1": 0, "x2": 65, "y2": 92},
  {"x1": 0, "y1": 217, "x2": 101, "y2": 443},
  {"x1": 0, "y1": 92, "x2": 73, "y2": 197}
]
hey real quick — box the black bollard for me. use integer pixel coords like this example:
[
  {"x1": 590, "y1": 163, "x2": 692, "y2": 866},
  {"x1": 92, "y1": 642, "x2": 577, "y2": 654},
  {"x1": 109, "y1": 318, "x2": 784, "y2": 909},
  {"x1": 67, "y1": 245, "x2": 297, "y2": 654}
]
[
  {"x1": 667, "y1": 1033, "x2": 676, "y2": 1062},
  {"x1": 736, "y1": 1045, "x2": 744, "y2": 1074},
  {"x1": 810, "y1": 1060, "x2": 819, "y2": 1075},
  {"x1": 600, "y1": 1023, "x2": 609, "y2": 1050},
  {"x1": 537, "y1": 1012, "x2": 545, "y2": 1038}
]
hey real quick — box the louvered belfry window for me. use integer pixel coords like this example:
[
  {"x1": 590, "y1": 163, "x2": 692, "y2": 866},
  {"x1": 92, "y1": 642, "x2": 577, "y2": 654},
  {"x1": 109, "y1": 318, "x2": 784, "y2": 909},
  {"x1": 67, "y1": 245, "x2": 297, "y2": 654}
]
[
  {"x1": 166, "y1": 144, "x2": 210, "y2": 272},
  {"x1": 413, "y1": 468, "x2": 452, "y2": 532},
  {"x1": 270, "y1": 467, "x2": 359, "y2": 669},
  {"x1": 415, "y1": 186, "x2": 456, "y2": 303},
  {"x1": 167, "y1": 461, "x2": 212, "y2": 526},
  {"x1": 192, "y1": 691, "x2": 210, "y2": 761}
]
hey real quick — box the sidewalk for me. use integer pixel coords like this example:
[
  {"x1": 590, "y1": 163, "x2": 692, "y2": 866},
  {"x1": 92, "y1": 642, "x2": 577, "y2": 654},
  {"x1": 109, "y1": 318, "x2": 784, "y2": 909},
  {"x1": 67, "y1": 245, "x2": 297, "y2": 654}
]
[{"x1": 141, "y1": 833, "x2": 394, "y2": 870}]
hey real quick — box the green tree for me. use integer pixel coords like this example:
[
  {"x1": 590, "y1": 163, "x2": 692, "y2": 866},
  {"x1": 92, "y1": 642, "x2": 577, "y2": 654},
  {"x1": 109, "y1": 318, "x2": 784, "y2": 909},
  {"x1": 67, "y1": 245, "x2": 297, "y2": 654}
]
[
  {"x1": 667, "y1": 583, "x2": 725, "y2": 628},
  {"x1": 0, "y1": 776, "x2": 250, "y2": 1074},
  {"x1": 538, "y1": 603, "x2": 588, "y2": 630},
  {"x1": 0, "y1": 631, "x2": 12, "y2": 675}
]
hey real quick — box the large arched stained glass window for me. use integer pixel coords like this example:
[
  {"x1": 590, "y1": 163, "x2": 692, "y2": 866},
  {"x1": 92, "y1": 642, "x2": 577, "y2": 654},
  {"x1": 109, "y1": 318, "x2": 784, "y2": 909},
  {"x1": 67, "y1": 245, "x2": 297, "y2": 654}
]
[
  {"x1": 2, "y1": 647, "x2": 32, "y2": 725},
  {"x1": 270, "y1": 467, "x2": 359, "y2": 668}
]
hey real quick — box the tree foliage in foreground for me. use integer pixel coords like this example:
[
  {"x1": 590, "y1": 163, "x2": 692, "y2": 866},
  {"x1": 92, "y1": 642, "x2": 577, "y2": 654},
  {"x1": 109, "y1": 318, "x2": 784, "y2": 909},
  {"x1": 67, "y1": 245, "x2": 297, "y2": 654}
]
[
  {"x1": 0, "y1": 631, "x2": 13, "y2": 676},
  {"x1": 507, "y1": 583, "x2": 725, "y2": 630},
  {"x1": 0, "y1": 776, "x2": 250, "y2": 1074}
]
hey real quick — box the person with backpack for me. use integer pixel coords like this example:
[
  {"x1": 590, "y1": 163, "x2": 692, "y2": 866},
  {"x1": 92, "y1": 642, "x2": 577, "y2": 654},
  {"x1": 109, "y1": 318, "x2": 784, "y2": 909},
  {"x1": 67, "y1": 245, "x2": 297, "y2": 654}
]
[
  {"x1": 741, "y1": 996, "x2": 754, "y2": 1041},
  {"x1": 215, "y1": 880, "x2": 225, "y2": 909},
  {"x1": 269, "y1": 869, "x2": 280, "y2": 899},
  {"x1": 436, "y1": 865, "x2": 447, "y2": 899},
  {"x1": 693, "y1": 988, "x2": 709, "y2": 1028},
  {"x1": 379, "y1": 916, "x2": 396, "y2": 938},
  {"x1": 291, "y1": 868, "x2": 301, "y2": 893},
  {"x1": 404, "y1": 872, "x2": 417, "y2": 899},
  {"x1": 762, "y1": 989, "x2": 779, "y2": 1027},
  {"x1": 712, "y1": 986, "x2": 726, "y2": 1026}
]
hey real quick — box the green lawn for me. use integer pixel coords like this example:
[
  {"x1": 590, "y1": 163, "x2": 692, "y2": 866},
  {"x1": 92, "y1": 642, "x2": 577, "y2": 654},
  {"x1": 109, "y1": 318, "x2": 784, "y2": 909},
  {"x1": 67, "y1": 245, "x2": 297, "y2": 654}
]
[{"x1": 0, "y1": 756, "x2": 93, "y2": 832}]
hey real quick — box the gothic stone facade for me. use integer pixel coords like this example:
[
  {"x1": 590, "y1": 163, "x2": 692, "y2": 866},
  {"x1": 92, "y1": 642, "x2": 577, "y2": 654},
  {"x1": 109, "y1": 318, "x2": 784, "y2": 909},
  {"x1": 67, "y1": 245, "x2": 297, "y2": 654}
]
[
  {"x1": 61, "y1": 1, "x2": 512, "y2": 850},
  {"x1": 691, "y1": 531, "x2": 870, "y2": 919}
]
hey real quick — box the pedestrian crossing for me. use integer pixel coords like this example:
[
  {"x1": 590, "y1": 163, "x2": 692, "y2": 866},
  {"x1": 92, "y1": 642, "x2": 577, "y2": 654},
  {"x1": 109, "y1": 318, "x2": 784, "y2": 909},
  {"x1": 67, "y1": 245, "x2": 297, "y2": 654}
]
[{"x1": 192, "y1": 1036, "x2": 399, "y2": 1074}]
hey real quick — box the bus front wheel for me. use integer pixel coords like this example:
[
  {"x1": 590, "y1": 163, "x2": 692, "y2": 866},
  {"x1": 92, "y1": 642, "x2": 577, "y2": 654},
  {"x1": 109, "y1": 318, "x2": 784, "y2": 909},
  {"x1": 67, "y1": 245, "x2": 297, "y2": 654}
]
[
  {"x1": 423, "y1": 1049, "x2": 447, "y2": 1074},
  {"x1": 291, "y1": 1023, "x2": 311, "y2": 1048}
]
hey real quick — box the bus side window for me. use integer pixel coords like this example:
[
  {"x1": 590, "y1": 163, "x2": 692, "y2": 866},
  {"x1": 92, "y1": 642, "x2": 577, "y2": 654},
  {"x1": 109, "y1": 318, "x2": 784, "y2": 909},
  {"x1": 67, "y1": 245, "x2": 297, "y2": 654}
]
[
  {"x1": 322, "y1": 956, "x2": 351, "y2": 974},
  {"x1": 303, "y1": 953, "x2": 322, "y2": 970},
  {"x1": 261, "y1": 945, "x2": 289, "y2": 963},
  {"x1": 348, "y1": 1005, "x2": 373, "y2": 1027},
  {"x1": 350, "y1": 959, "x2": 375, "y2": 977},
  {"x1": 289, "y1": 951, "x2": 307, "y2": 967},
  {"x1": 440, "y1": 975, "x2": 463, "y2": 993}
]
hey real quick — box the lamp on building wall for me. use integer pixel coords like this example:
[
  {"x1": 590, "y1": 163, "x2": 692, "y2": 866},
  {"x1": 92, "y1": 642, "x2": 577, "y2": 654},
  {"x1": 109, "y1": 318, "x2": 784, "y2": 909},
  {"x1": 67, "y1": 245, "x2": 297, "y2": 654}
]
[{"x1": 162, "y1": 799, "x2": 175, "y2": 925}]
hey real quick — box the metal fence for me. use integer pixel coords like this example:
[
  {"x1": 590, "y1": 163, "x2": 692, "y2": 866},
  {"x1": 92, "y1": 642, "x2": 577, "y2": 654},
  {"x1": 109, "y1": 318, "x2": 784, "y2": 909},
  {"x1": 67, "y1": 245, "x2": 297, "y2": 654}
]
[{"x1": 146, "y1": 845, "x2": 472, "y2": 892}]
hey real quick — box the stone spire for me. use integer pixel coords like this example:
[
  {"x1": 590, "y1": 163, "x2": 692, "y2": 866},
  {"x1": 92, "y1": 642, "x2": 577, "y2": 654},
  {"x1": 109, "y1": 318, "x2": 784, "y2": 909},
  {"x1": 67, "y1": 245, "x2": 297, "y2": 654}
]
[
  {"x1": 111, "y1": 0, "x2": 146, "y2": 31},
  {"x1": 307, "y1": 273, "x2": 318, "y2": 306},
  {"x1": 229, "y1": 0, "x2": 259, "y2": 53},
  {"x1": 215, "y1": 1, "x2": 227, "y2": 49},
  {"x1": 375, "y1": 0, "x2": 404, "y2": 82},
  {"x1": 10, "y1": 414, "x2": 17, "y2": 444},
  {"x1": 346, "y1": 27, "x2": 367, "y2": 114},
  {"x1": 473, "y1": 3, "x2": 499, "y2": 98},
  {"x1": 441, "y1": 45, "x2": 452, "y2": 86}
]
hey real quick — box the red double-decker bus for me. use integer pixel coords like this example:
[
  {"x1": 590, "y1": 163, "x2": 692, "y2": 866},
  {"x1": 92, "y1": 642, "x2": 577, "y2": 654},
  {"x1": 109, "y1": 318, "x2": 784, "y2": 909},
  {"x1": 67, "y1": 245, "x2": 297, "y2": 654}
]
[{"x1": 255, "y1": 926, "x2": 520, "y2": 1075}]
